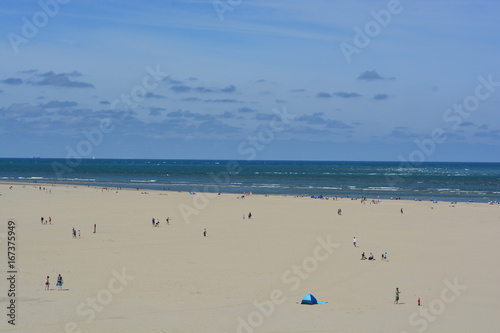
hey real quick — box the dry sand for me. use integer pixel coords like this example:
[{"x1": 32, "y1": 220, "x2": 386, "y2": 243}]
[{"x1": 1, "y1": 183, "x2": 499, "y2": 333}]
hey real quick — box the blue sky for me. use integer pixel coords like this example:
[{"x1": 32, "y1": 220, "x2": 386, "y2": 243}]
[{"x1": 1, "y1": 0, "x2": 499, "y2": 161}]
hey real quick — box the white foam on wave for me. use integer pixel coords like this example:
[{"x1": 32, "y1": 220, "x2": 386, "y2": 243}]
[{"x1": 364, "y1": 187, "x2": 400, "y2": 191}]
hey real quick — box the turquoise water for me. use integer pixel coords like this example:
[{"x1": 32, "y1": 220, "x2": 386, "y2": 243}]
[{"x1": 1, "y1": 158, "x2": 499, "y2": 202}]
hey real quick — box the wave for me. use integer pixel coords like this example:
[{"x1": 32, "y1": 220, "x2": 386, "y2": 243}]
[
  {"x1": 1, "y1": 159, "x2": 499, "y2": 203},
  {"x1": 364, "y1": 187, "x2": 400, "y2": 191}
]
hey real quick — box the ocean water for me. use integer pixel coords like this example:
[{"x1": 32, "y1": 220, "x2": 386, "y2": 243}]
[{"x1": 0, "y1": 158, "x2": 499, "y2": 203}]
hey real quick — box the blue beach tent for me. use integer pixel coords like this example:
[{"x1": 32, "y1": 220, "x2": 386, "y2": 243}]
[{"x1": 300, "y1": 294, "x2": 326, "y2": 305}]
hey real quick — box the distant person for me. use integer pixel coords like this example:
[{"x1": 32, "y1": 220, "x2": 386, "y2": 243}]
[
  {"x1": 384, "y1": 252, "x2": 387, "y2": 260},
  {"x1": 72, "y1": 228, "x2": 76, "y2": 239},
  {"x1": 45, "y1": 276, "x2": 50, "y2": 290},
  {"x1": 166, "y1": 217, "x2": 170, "y2": 225},
  {"x1": 41, "y1": 217, "x2": 44, "y2": 224},
  {"x1": 361, "y1": 252, "x2": 366, "y2": 260},
  {"x1": 49, "y1": 216, "x2": 52, "y2": 224},
  {"x1": 152, "y1": 218, "x2": 155, "y2": 227},
  {"x1": 353, "y1": 237, "x2": 357, "y2": 247},
  {"x1": 93, "y1": 224, "x2": 96, "y2": 233},
  {"x1": 203, "y1": 228, "x2": 207, "y2": 237},
  {"x1": 401, "y1": 208, "x2": 404, "y2": 214},
  {"x1": 248, "y1": 212, "x2": 252, "y2": 219},
  {"x1": 78, "y1": 230, "x2": 81, "y2": 238},
  {"x1": 368, "y1": 253, "x2": 374, "y2": 260},
  {"x1": 338, "y1": 208, "x2": 342, "y2": 215},
  {"x1": 56, "y1": 274, "x2": 63, "y2": 291},
  {"x1": 394, "y1": 287, "x2": 401, "y2": 304}
]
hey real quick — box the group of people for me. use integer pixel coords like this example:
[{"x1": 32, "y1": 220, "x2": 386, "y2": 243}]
[
  {"x1": 37, "y1": 186, "x2": 52, "y2": 193},
  {"x1": 71, "y1": 227, "x2": 80, "y2": 238},
  {"x1": 354, "y1": 238, "x2": 399, "y2": 304},
  {"x1": 40, "y1": 216, "x2": 52, "y2": 224},
  {"x1": 44, "y1": 274, "x2": 64, "y2": 291},
  {"x1": 152, "y1": 217, "x2": 172, "y2": 227},
  {"x1": 360, "y1": 252, "x2": 387, "y2": 260},
  {"x1": 360, "y1": 252, "x2": 373, "y2": 260},
  {"x1": 151, "y1": 217, "x2": 172, "y2": 227},
  {"x1": 355, "y1": 237, "x2": 388, "y2": 260}
]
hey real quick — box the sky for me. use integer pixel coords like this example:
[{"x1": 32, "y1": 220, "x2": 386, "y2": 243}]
[{"x1": 1, "y1": 0, "x2": 499, "y2": 162}]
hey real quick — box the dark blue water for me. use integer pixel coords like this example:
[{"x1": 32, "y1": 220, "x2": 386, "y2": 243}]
[{"x1": 0, "y1": 158, "x2": 499, "y2": 202}]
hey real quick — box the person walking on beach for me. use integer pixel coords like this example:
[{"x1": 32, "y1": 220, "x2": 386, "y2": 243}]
[
  {"x1": 93, "y1": 223, "x2": 96, "y2": 233},
  {"x1": 394, "y1": 287, "x2": 401, "y2": 304},
  {"x1": 45, "y1": 276, "x2": 50, "y2": 290},
  {"x1": 353, "y1": 237, "x2": 357, "y2": 247},
  {"x1": 49, "y1": 216, "x2": 52, "y2": 224},
  {"x1": 72, "y1": 228, "x2": 76, "y2": 239},
  {"x1": 338, "y1": 208, "x2": 342, "y2": 215},
  {"x1": 41, "y1": 217, "x2": 44, "y2": 224},
  {"x1": 56, "y1": 274, "x2": 63, "y2": 291},
  {"x1": 248, "y1": 212, "x2": 252, "y2": 219},
  {"x1": 152, "y1": 218, "x2": 155, "y2": 227},
  {"x1": 401, "y1": 208, "x2": 404, "y2": 214},
  {"x1": 203, "y1": 228, "x2": 207, "y2": 237}
]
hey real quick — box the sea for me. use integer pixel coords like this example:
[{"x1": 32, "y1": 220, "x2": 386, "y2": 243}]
[{"x1": 0, "y1": 158, "x2": 499, "y2": 203}]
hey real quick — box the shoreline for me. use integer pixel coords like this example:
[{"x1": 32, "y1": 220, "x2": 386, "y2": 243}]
[
  {"x1": 1, "y1": 180, "x2": 498, "y2": 205},
  {"x1": 2, "y1": 159, "x2": 499, "y2": 204}
]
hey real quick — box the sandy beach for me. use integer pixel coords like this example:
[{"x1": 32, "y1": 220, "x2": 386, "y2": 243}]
[{"x1": 1, "y1": 182, "x2": 499, "y2": 333}]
